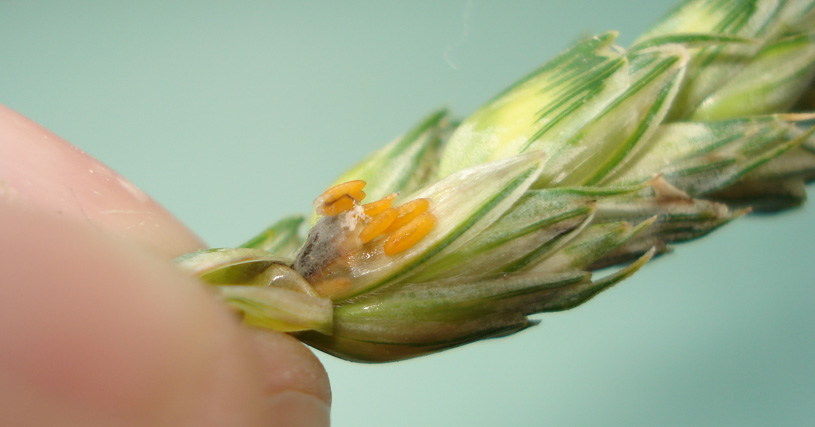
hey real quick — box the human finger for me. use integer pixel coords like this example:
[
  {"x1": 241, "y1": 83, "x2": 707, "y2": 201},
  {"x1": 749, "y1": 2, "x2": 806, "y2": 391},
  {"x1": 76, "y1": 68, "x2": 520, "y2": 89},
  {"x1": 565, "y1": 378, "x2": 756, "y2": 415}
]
[
  {"x1": 0, "y1": 103, "x2": 204, "y2": 258},
  {"x1": 0, "y1": 203, "x2": 329, "y2": 426}
]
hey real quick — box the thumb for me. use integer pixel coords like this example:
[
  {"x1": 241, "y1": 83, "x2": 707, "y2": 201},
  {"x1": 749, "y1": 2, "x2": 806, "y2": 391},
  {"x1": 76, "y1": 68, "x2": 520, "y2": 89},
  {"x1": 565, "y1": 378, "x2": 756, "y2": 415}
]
[{"x1": 0, "y1": 203, "x2": 329, "y2": 426}]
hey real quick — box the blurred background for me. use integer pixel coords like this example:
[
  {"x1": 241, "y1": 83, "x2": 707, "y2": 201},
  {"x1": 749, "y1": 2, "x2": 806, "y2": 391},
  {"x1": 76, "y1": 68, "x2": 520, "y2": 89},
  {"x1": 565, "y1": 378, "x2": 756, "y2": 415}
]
[{"x1": 2, "y1": 1, "x2": 814, "y2": 425}]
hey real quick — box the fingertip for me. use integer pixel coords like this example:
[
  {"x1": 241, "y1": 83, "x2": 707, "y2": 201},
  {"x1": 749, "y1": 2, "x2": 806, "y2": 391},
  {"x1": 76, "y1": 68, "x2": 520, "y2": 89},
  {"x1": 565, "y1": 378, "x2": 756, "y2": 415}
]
[
  {"x1": 0, "y1": 194, "x2": 335, "y2": 426},
  {"x1": 265, "y1": 391, "x2": 331, "y2": 427},
  {"x1": 0, "y1": 103, "x2": 205, "y2": 258},
  {"x1": 249, "y1": 328, "x2": 332, "y2": 406},
  {"x1": 0, "y1": 204, "x2": 266, "y2": 425}
]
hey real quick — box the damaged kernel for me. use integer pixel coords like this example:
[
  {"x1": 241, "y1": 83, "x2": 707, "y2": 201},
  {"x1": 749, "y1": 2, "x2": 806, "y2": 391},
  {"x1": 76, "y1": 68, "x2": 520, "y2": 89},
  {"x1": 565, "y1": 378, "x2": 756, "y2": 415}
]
[
  {"x1": 296, "y1": 182, "x2": 439, "y2": 292},
  {"x1": 312, "y1": 277, "x2": 352, "y2": 298}
]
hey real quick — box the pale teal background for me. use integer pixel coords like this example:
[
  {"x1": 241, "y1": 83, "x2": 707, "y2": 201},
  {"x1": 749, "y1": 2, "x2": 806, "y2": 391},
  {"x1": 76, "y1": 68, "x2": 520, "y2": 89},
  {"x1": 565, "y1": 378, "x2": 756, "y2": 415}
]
[{"x1": 2, "y1": 1, "x2": 814, "y2": 426}]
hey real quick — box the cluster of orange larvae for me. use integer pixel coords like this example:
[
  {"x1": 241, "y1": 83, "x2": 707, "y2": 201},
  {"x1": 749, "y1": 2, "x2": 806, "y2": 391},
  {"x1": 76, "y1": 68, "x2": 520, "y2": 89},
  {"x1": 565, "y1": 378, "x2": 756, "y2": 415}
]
[{"x1": 313, "y1": 180, "x2": 438, "y2": 256}]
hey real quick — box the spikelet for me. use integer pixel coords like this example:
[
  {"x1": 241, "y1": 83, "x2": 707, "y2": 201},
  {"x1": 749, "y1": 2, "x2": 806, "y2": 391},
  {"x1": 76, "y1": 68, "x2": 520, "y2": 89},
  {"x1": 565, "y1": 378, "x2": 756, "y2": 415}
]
[{"x1": 181, "y1": 0, "x2": 815, "y2": 362}]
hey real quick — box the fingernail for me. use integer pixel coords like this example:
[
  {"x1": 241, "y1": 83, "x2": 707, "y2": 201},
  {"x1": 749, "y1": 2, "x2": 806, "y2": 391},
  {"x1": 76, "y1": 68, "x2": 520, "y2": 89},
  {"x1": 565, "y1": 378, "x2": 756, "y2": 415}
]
[{"x1": 266, "y1": 391, "x2": 331, "y2": 427}]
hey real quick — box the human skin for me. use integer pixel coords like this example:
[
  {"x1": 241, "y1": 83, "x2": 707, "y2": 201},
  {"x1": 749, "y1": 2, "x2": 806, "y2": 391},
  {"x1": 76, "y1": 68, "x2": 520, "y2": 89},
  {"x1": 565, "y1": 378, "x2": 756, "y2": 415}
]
[{"x1": 0, "y1": 104, "x2": 331, "y2": 426}]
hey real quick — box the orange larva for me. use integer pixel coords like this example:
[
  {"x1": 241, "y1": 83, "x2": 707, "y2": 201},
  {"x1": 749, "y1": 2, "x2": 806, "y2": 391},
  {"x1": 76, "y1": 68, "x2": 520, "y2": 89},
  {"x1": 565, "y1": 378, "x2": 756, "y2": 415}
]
[
  {"x1": 384, "y1": 211, "x2": 437, "y2": 255},
  {"x1": 348, "y1": 190, "x2": 366, "y2": 202},
  {"x1": 358, "y1": 207, "x2": 398, "y2": 243},
  {"x1": 384, "y1": 198, "x2": 431, "y2": 233},
  {"x1": 314, "y1": 180, "x2": 367, "y2": 216},
  {"x1": 314, "y1": 180, "x2": 366, "y2": 205},
  {"x1": 317, "y1": 195, "x2": 357, "y2": 216},
  {"x1": 362, "y1": 193, "x2": 397, "y2": 217},
  {"x1": 314, "y1": 179, "x2": 365, "y2": 205}
]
